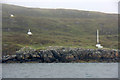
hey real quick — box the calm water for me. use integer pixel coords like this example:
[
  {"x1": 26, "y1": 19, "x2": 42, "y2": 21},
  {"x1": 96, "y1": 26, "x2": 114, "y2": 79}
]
[{"x1": 2, "y1": 63, "x2": 118, "y2": 78}]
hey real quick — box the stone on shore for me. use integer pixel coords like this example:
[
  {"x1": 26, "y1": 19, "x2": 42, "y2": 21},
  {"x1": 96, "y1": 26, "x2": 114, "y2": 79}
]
[{"x1": 2, "y1": 47, "x2": 119, "y2": 63}]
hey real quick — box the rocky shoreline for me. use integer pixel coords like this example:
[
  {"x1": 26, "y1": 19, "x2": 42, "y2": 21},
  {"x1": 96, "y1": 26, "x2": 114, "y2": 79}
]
[{"x1": 2, "y1": 47, "x2": 119, "y2": 63}]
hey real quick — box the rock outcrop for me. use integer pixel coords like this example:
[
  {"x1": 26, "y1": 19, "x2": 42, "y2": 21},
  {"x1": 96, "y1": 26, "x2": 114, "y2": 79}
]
[{"x1": 2, "y1": 47, "x2": 119, "y2": 63}]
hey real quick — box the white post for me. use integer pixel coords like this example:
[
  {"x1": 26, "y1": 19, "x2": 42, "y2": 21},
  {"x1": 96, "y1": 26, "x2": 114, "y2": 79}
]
[
  {"x1": 97, "y1": 29, "x2": 99, "y2": 44},
  {"x1": 28, "y1": 29, "x2": 30, "y2": 32}
]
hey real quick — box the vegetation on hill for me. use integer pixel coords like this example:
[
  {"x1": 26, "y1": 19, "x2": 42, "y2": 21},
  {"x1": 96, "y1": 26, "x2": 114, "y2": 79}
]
[{"x1": 2, "y1": 4, "x2": 118, "y2": 55}]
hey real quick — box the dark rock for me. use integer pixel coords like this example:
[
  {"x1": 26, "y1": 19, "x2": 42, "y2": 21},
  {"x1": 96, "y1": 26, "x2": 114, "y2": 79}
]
[{"x1": 2, "y1": 47, "x2": 119, "y2": 63}]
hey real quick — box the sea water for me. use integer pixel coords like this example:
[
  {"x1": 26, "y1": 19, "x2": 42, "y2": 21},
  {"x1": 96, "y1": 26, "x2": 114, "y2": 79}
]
[{"x1": 2, "y1": 63, "x2": 118, "y2": 78}]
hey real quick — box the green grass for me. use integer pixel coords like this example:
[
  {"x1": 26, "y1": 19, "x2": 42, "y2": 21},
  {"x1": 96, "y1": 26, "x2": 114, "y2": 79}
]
[{"x1": 2, "y1": 4, "x2": 118, "y2": 55}]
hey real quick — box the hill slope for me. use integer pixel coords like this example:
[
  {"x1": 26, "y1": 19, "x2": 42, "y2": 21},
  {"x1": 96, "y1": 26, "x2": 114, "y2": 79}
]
[{"x1": 2, "y1": 4, "x2": 118, "y2": 55}]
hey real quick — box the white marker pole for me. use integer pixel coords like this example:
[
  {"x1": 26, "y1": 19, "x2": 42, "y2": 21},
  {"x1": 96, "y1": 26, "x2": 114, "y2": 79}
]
[
  {"x1": 97, "y1": 29, "x2": 99, "y2": 44},
  {"x1": 29, "y1": 29, "x2": 30, "y2": 32}
]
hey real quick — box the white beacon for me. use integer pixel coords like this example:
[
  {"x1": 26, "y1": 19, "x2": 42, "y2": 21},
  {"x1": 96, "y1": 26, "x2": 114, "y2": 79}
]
[
  {"x1": 10, "y1": 14, "x2": 14, "y2": 18},
  {"x1": 27, "y1": 29, "x2": 32, "y2": 36},
  {"x1": 96, "y1": 29, "x2": 103, "y2": 48}
]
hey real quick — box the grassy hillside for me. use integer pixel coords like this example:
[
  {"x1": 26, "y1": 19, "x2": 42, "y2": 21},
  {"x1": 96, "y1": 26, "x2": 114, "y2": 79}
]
[{"x1": 2, "y1": 4, "x2": 118, "y2": 55}]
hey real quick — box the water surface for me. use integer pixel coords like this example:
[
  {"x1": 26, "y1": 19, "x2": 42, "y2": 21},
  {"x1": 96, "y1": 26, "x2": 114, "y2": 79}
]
[{"x1": 2, "y1": 63, "x2": 118, "y2": 78}]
